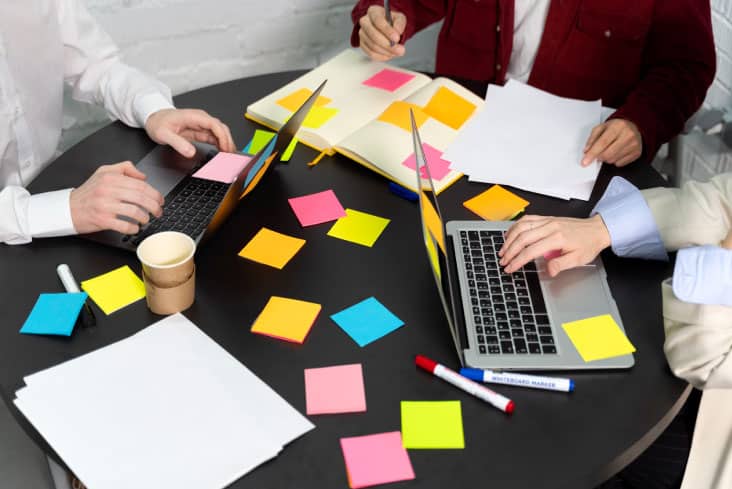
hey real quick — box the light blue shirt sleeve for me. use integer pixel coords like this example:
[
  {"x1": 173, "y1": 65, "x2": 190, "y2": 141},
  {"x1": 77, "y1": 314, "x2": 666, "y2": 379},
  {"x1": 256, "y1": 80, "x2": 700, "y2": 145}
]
[
  {"x1": 673, "y1": 246, "x2": 732, "y2": 306},
  {"x1": 590, "y1": 176, "x2": 668, "y2": 261}
]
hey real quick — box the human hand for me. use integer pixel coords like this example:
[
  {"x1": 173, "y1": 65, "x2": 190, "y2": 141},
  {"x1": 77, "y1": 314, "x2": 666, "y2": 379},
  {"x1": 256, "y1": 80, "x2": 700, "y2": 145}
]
[
  {"x1": 498, "y1": 214, "x2": 612, "y2": 277},
  {"x1": 70, "y1": 161, "x2": 164, "y2": 235},
  {"x1": 721, "y1": 230, "x2": 732, "y2": 250},
  {"x1": 145, "y1": 108, "x2": 236, "y2": 158},
  {"x1": 581, "y1": 119, "x2": 643, "y2": 167},
  {"x1": 358, "y1": 5, "x2": 407, "y2": 61}
]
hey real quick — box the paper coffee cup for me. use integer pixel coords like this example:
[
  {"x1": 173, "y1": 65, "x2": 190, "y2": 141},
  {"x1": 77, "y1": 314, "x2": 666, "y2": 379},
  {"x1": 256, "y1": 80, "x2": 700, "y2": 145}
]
[{"x1": 136, "y1": 231, "x2": 196, "y2": 314}]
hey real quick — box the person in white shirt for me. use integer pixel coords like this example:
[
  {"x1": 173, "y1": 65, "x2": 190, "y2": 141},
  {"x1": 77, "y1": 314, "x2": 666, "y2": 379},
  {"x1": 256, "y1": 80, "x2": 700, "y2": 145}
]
[{"x1": 0, "y1": 0, "x2": 237, "y2": 246}]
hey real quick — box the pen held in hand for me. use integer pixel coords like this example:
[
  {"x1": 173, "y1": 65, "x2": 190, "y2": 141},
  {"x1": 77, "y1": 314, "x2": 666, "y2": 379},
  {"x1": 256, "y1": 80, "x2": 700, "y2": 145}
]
[{"x1": 384, "y1": 0, "x2": 395, "y2": 47}]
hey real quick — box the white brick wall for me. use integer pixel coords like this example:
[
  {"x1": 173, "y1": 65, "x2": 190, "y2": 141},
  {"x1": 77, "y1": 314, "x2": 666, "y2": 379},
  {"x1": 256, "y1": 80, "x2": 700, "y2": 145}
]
[{"x1": 61, "y1": 0, "x2": 439, "y2": 149}]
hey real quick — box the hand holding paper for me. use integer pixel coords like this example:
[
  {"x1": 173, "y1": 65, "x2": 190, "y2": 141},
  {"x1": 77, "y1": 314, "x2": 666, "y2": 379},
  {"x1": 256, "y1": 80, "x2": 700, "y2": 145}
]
[{"x1": 582, "y1": 118, "x2": 643, "y2": 167}]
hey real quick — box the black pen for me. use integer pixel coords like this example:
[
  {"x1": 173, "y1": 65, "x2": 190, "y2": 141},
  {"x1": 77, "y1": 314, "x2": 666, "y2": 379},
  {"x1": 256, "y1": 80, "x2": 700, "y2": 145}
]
[
  {"x1": 384, "y1": 0, "x2": 395, "y2": 47},
  {"x1": 57, "y1": 264, "x2": 97, "y2": 327}
]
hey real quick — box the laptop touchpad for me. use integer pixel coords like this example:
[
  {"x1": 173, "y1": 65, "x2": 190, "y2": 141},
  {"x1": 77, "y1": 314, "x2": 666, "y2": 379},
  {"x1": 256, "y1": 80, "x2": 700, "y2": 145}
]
[{"x1": 136, "y1": 144, "x2": 212, "y2": 197}]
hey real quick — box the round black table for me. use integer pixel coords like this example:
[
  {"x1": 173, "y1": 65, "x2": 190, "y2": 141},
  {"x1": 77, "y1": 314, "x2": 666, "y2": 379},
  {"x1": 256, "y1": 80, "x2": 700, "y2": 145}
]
[{"x1": 0, "y1": 71, "x2": 689, "y2": 489}]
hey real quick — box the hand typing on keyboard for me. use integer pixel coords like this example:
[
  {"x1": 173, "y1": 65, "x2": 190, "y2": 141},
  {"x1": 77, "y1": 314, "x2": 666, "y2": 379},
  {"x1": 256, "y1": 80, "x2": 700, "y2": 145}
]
[{"x1": 498, "y1": 215, "x2": 611, "y2": 277}]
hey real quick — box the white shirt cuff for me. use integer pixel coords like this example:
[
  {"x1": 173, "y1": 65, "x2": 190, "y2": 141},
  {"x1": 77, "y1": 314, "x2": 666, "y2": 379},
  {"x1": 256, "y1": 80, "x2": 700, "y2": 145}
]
[
  {"x1": 133, "y1": 92, "x2": 175, "y2": 127},
  {"x1": 28, "y1": 189, "x2": 78, "y2": 238}
]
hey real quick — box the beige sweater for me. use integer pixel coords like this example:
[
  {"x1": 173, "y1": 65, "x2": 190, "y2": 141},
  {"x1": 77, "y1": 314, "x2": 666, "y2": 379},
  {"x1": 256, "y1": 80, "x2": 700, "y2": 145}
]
[{"x1": 642, "y1": 174, "x2": 732, "y2": 489}]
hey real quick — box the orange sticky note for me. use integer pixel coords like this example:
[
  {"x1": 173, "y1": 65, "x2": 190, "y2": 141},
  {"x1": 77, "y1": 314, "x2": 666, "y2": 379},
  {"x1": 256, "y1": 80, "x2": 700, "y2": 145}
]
[
  {"x1": 240, "y1": 153, "x2": 278, "y2": 199},
  {"x1": 422, "y1": 86, "x2": 476, "y2": 130},
  {"x1": 303, "y1": 106, "x2": 339, "y2": 129},
  {"x1": 276, "y1": 88, "x2": 332, "y2": 112},
  {"x1": 421, "y1": 192, "x2": 445, "y2": 253},
  {"x1": 251, "y1": 296, "x2": 321, "y2": 343},
  {"x1": 377, "y1": 101, "x2": 428, "y2": 132},
  {"x1": 463, "y1": 185, "x2": 529, "y2": 221},
  {"x1": 238, "y1": 227, "x2": 306, "y2": 269}
]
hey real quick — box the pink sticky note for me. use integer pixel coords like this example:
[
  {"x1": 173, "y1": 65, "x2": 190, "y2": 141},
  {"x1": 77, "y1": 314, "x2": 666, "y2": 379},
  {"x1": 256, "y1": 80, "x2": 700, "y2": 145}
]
[
  {"x1": 288, "y1": 189, "x2": 347, "y2": 227},
  {"x1": 402, "y1": 143, "x2": 453, "y2": 181},
  {"x1": 340, "y1": 431, "x2": 415, "y2": 489},
  {"x1": 363, "y1": 69, "x2": 415, "y2": 92},
  {"x1": 544, "y1": 249, "x2": 562, "y2": 260},
  {"x1": 192, "y1": 152, "x2": 252, "y2": 183},
  {"x1": 304, "y1": 363, "x2": 366, "y2": 415}
]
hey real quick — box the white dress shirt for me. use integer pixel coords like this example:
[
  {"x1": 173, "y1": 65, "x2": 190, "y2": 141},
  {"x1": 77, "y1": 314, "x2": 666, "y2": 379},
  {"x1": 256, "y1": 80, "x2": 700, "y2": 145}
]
[
  {"x1": 506, "y1": 0, "x2": 551, "y2": 83},
  {"x1": 0, "y1": 0, "x2": 174, "y2": 245}
]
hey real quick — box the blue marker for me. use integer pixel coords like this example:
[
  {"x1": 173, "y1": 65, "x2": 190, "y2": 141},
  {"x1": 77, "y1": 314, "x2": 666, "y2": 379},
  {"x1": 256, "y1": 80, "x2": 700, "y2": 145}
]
[
  {"x1": 460, "y1": 368, "x2": 574, "y2": 393},
  {"x1": 389, "y1": 182, "x2": 418, "y2": 202}
]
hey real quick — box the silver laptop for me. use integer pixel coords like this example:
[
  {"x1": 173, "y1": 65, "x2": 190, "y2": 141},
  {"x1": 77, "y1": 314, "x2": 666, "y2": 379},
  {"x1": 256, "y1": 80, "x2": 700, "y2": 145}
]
[
  {"x1": 84, "y1": 80, "x2": 328, "y2": 251},
  {"x1": 409, "y1": 110, "x2": 633, "y2": 370}
]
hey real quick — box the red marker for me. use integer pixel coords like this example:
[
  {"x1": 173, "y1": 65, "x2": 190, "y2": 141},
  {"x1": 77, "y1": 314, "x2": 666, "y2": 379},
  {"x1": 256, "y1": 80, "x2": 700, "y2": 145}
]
[{"x1": 415, "y1": 354, "x2": 514, "y2": 414}]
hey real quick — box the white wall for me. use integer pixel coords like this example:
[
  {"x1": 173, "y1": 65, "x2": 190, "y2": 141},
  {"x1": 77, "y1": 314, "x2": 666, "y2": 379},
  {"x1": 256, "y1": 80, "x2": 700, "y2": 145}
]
[{"x1": 61, "y1": 0, "x2": 440, "y2": 149}]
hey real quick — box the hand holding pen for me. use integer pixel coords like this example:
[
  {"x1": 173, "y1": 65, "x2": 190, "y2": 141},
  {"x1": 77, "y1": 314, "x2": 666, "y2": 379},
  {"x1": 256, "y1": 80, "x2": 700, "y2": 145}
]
[{"x1": 357, "y1": 3, "x2": 407, "y2": 61}]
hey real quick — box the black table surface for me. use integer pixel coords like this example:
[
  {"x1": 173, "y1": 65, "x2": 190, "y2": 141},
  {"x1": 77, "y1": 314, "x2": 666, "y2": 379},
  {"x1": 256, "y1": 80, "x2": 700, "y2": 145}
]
[{"x1": 0, "y1": 71, "x2": 688, "y2": 489}]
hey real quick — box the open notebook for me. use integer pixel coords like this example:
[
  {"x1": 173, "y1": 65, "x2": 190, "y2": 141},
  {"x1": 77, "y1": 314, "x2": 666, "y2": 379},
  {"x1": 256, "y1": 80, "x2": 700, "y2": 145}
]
[{"x1": 246, "y1": 49, "x2": 484, "y2": 194}]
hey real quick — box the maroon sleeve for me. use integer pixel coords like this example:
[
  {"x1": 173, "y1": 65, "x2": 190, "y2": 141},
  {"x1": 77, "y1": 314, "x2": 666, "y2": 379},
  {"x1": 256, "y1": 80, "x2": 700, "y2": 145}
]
[
  {"x1": 610, "y1": 0, "x2": 716, "y2": 164},
  {"x1": 350, "y1": 0, "x2": 447, "y2": 48}
]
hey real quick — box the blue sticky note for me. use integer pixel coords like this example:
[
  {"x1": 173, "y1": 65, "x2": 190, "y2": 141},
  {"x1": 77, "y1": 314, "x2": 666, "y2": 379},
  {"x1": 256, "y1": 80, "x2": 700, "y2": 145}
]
[
  {"x1": 20, "y1": 293, "x2": 88, "y2": 336},
  {"x1": 331, "y1": 297, "x2": 404, "y2": 347},
  {"x1": 243, "y1": 135, "x2": 278, "y2": 189}
]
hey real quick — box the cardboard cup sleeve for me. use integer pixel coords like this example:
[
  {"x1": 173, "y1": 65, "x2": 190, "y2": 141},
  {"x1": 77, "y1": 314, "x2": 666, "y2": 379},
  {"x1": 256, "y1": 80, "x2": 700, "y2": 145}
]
[{"x1": 142, "y1": 266, "x2": 195, "y2": 315}]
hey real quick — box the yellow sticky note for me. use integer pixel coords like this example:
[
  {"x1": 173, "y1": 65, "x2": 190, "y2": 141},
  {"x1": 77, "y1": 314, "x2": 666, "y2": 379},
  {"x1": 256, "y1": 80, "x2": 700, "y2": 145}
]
[
  {"x1": 327, "y1": 209, "x2": 390, "y2": 247},
  {"x1": 422, "y1": 86, "x2": 476, "y2": 130},
  {"x1": 280, "y1": 138, "x2": 298, "y2": 162},
  {"x1": 401, "y1": 401, "x2": 464, "y2": 449},
  {"x1": 562, "y1": 314, "x2": 636, "y2": 362},
  {"x1": 80, "y1": 265, "x2": 145, "y2": 315},
  {"x1": 276, "y1": 88, "x2": 332, "y2": 112},
  {"x1": 238, "y1": 227, "x2": 306, "y2": 269},
  {"x1": 303, "y1": 106, "x2": 339, "y2": 129},
  {"x1": 424, "y1": 232, "x2": 441, "y2": 280},
  {"x1": 421, "y1": 192, "x2": 445, "y2": 254},
  {"x1": 251, "y1": 296, "x2": 321, "y2": 343},
  {"x1": 377, "y1": 101, "x2": 428, "y2": 132},
  {"x1": 463, "y1": 185, "x2": 529, "y2": 221}
]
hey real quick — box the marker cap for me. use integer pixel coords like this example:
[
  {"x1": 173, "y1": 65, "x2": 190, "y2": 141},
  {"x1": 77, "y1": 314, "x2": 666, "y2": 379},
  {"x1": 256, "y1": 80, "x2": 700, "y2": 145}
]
[
  {"x1": 415, "y1": 354, "x2": 438, "y2": 373},
  {"x1": 459, "y1": 368, "x2": 483, "y2": 382}
]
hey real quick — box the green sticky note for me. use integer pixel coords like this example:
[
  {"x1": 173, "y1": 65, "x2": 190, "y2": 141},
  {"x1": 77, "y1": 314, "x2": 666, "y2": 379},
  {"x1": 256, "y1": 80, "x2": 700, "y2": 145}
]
[
  {"x1": 326, "y1": 208, "x2": 390, "y2": 247},
  {"x1": 280, "y1": 138, "x2": 298, "y2": 162},
  {"x1": 400, "y1": 401, "x2": 464, "y2": 449},
  {"x1": 243, "y1": 129, "x2": 276, "y2": 155},
  {"x1": 562, "y1": 314, "x2": 636, "y2": 362}
]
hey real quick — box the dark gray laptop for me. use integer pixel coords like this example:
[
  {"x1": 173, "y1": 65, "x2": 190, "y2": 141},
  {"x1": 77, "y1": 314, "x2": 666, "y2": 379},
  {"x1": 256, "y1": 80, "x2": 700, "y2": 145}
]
[
  {"x1": 409, "y1": 110, "x2": 634, "y2": 370},
  {"x1": 84, "y1": 80, "x2": 327, "y2": 251}
]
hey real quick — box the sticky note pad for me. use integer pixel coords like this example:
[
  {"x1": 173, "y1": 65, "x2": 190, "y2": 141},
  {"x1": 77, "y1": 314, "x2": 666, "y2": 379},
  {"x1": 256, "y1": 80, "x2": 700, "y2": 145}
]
[
  {"x1": 81, "y1": 266, "x2": 145, "y2": 315},
  {"x1": 303, "y1": 106, "x2": 339, "y2": 129},
  {"x1": 192, "y1": 152, "x2": 252, "y2": 183},
  {"x1": 251, "y1": 296, "x2": 321, "y2": 343},
  {"x1": 377, "y1": 101, "x2": 428, "y2": 132},
  {"x1": 276, "y1": 88, "x2": 332, "y2": 112},
  {"x1": 463, "y1": 185, "x2": 530, "y2": 221},
  {"x1": 243, "y1": 129, "x2": 276, "y2": 155},
  {"x1": 562, "y1": 314, "x2": 636, "y2": 362},
  {"x1": 20, "y1": 293, "x2": 88, "y2": 336},
  {"x1": 280, "y1": 137, "x2": 298, "y2": 162},
  {"x1": 288, "y1": 189, "x2": 346, "y2": 227},
  {"x1": 401, "y1": 401, "x2": 464, "y2": 449},
  {"x1": 304, "y1": 363, "x2": 366, "y2": 415},
  {"x1": 423, "y1": 86, "x2": 477, "y2": 130},
  {"x1": 327, "y1": 209, "x2": 390, "y2": 247},
  {"x1": 331, "y1": 297, "x2": 404, "y2": 347},
  {"x1": 340, "y1": 432, "x2": 415, "y2": 489},
  {"x1": 420, "y1": 193, "x2": 445, "y2": 254},
  {"x1": 238, "y1": 227, "x2": 306, "y2": 269},
  {"x1": 402, "y1": 143, "x2": 453, "y2": 181},
  {"x1": 363, "y1": 69, "x2": 415, "y2": 92}
]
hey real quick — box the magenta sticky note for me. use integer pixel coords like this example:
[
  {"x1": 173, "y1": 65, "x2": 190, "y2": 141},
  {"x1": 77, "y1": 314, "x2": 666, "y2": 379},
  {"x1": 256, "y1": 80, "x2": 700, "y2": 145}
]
[
  {"x1": 402, "y1": 143, "x2": 453, "y2": 181},
  {"x1": 192, "y1": 152, "x2": 252, "y2": 183},
  {"x1": 304, "y1": 363, "x2": 366, "y2": 415},
  {"x1": 340, "y1": 431, "x2": 415, "y2": 489},
  {"x1": 288, "y1": 189, "x2": 347, "y2": 227},
  {"x1": 362, "y1": 69, "x2": 415, "y2": 92}
]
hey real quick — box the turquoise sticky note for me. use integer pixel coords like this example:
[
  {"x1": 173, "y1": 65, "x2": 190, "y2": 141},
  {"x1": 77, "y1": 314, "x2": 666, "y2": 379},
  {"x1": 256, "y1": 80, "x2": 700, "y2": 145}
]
[
  {"x1": 20, "y1": 293, "x2": 88, "y2": 336},
  {"x1": 330, "y1": 297, "x2": 404, "y2": 347},
  {"x1": 243, "y1": 129, "x2": 276, "y2": 155},
  {"x1": 243, "y1": 135, "x2": 278, "y2": 189}
]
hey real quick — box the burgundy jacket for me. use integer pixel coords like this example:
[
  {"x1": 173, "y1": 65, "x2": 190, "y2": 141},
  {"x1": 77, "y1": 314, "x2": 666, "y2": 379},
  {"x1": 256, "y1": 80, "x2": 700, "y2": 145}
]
[{"x1": 351, "y1": 0, "x2": 716, "y2": 164}]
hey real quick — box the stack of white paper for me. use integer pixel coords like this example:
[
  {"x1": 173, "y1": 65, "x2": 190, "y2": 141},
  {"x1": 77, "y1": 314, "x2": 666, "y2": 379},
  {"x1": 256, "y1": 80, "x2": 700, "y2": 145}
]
[
  {"x1": 444, "y1": 80, "x2": 613, "y2": 201},
  {"x1": 14, "y1": 313, "x2": 314, "y2": 489}
]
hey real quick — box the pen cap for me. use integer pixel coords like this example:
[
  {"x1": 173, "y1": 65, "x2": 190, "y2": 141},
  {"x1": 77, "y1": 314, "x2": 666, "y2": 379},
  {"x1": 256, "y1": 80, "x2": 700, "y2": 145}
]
[
  {"x1": 459, "y1": 368, "x2": 483, "y2": 382},
  {"x1": 415, "y1": 354, "x2": 438, "y2": 373}
]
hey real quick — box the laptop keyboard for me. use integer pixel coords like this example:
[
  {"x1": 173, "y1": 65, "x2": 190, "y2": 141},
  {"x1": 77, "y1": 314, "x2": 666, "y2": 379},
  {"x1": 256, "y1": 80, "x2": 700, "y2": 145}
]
[
  {"x1": 128, "y1": 178, "x2": 230, "y2": 246},
  {"x1": 459, "y1": 230, "x2": 557, "y2": 356}
]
